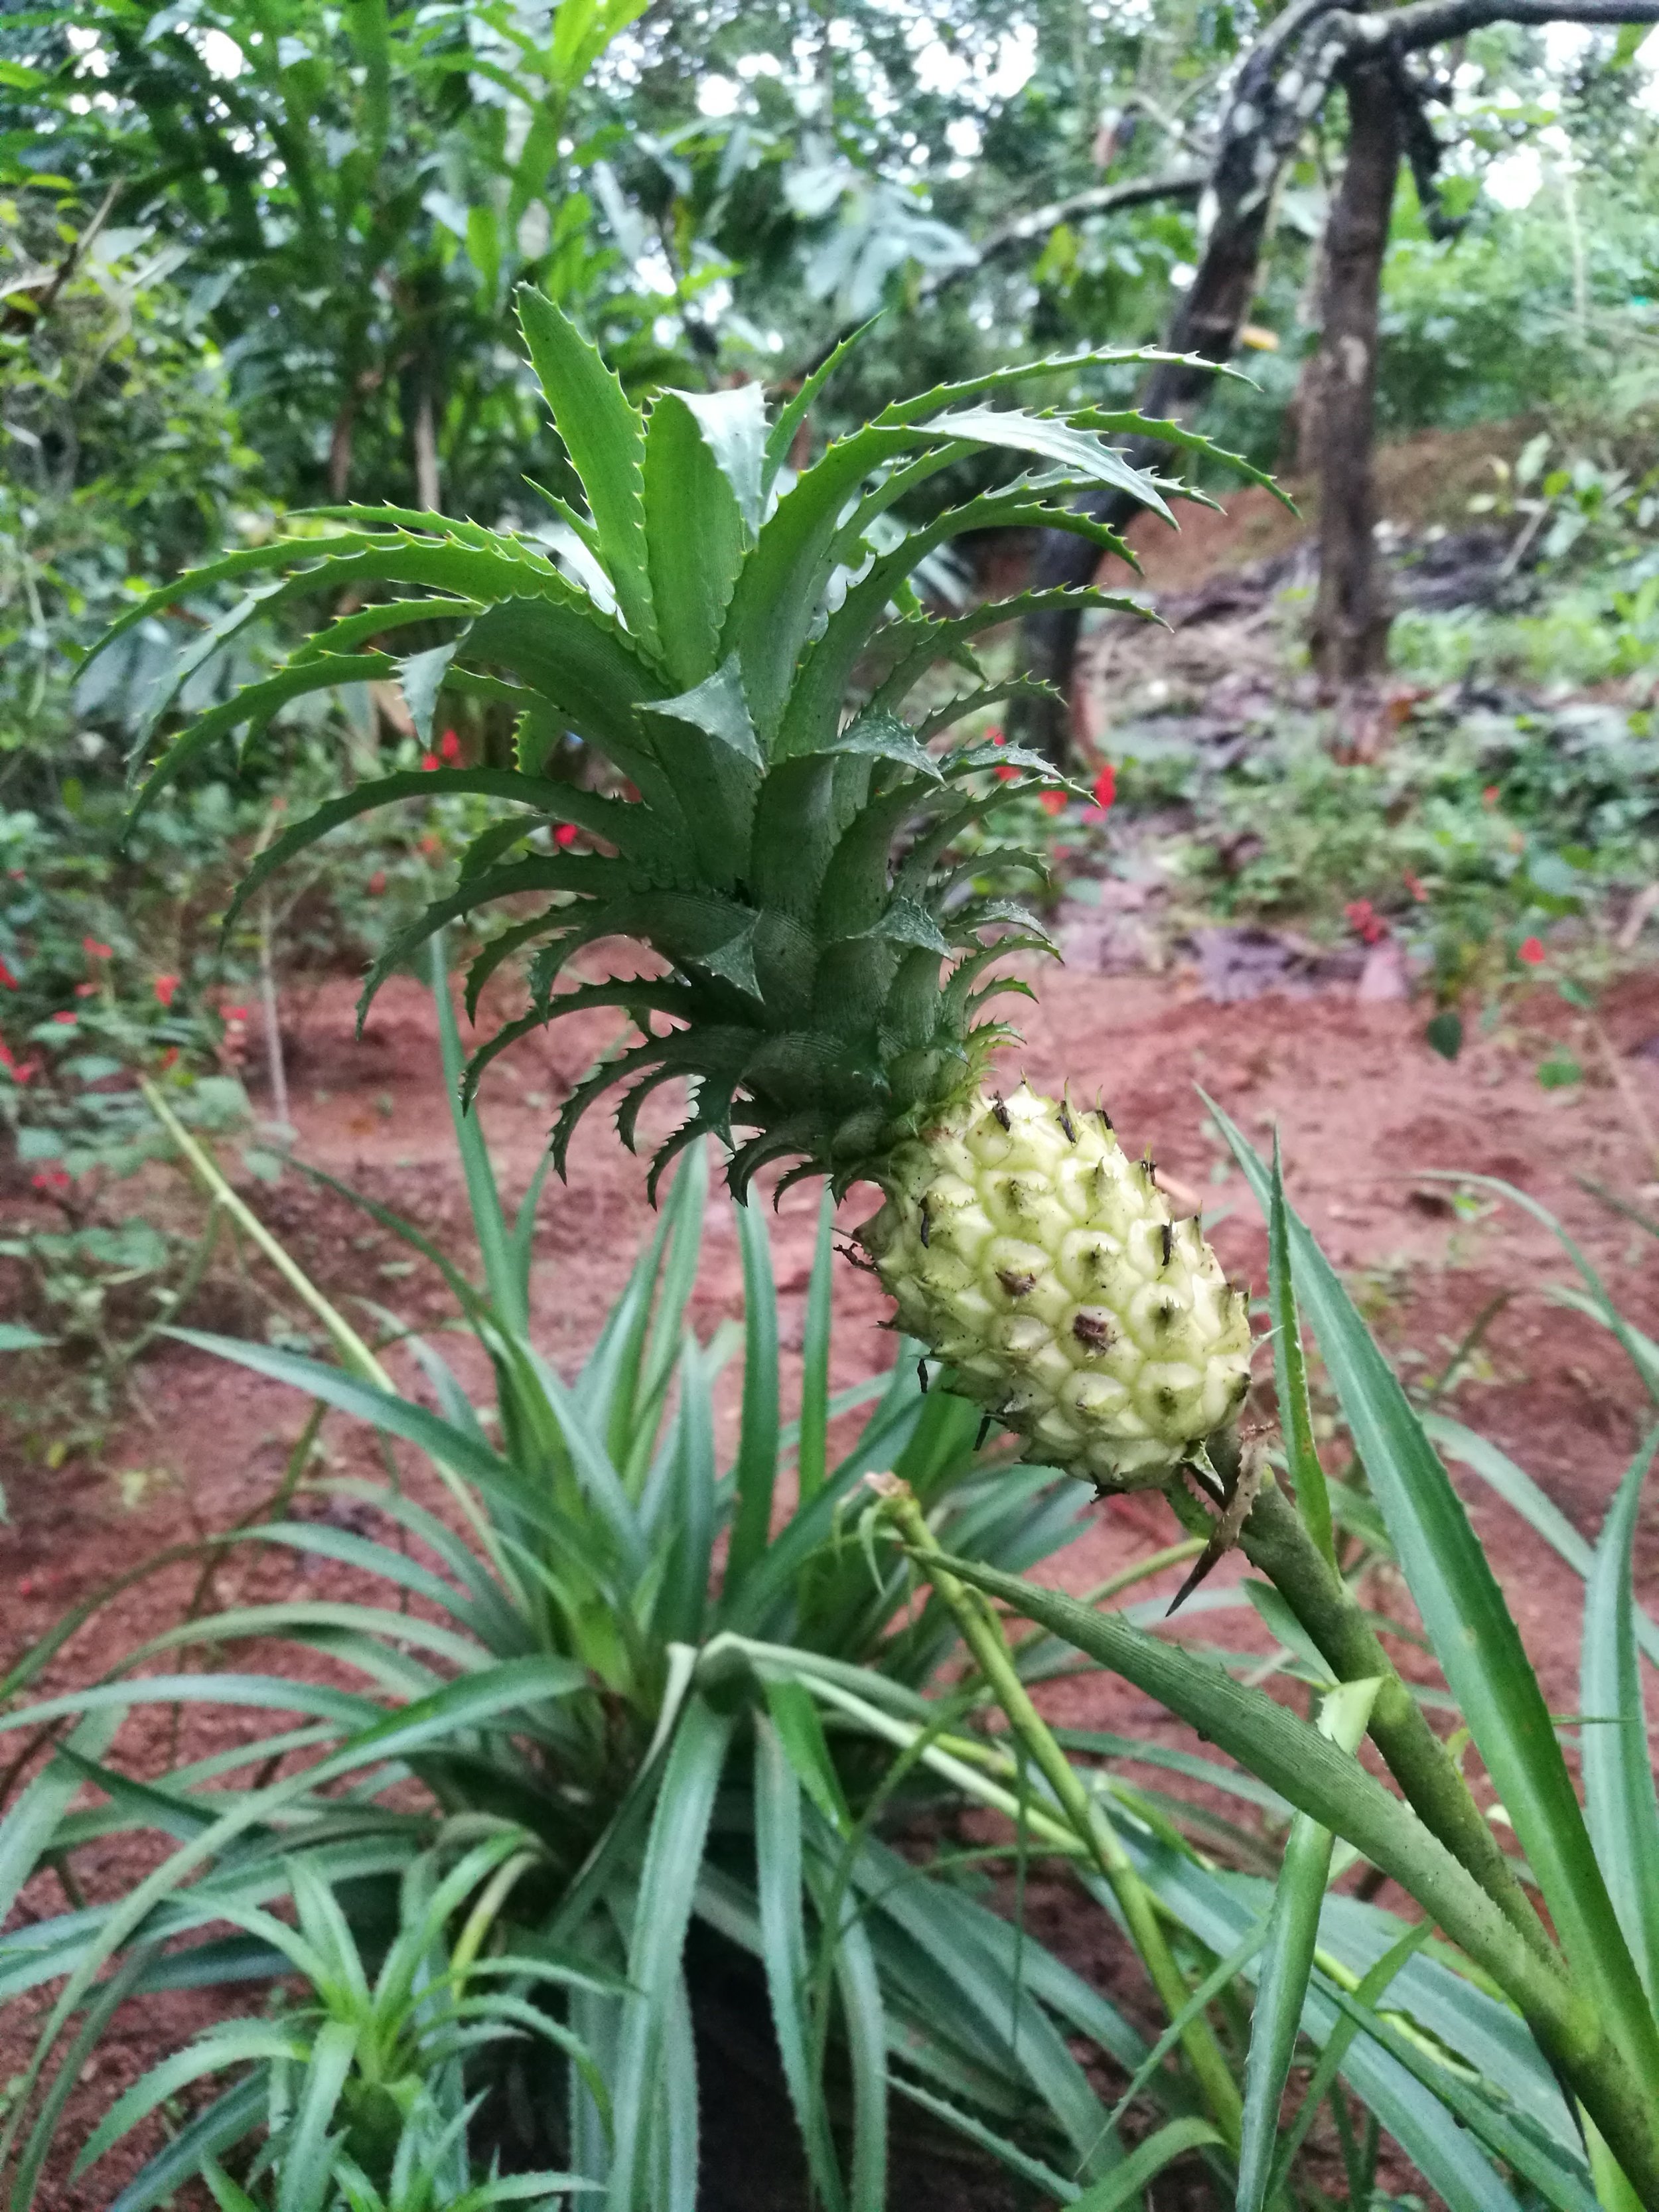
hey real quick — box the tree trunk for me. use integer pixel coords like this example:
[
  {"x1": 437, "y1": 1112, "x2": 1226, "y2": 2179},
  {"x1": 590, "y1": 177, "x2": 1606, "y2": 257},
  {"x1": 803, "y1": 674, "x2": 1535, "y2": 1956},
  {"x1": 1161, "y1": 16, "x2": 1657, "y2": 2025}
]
[
  {"x1": 1016, "y1": 0, "x2": 1354, "y2": 761},
  {"x1": 1309, "y1": 60, "x2": 1402, "y2": 686},
  {"x1": 1019, "y1": 212, "x2": 1277, "y2": 759}
]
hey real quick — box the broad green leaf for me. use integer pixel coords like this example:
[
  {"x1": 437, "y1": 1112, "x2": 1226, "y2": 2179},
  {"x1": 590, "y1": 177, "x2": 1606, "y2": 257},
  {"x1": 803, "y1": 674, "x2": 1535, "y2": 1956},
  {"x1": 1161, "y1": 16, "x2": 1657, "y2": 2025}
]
[
  {"x1": 0, "y1": 1710, "x2": 121, "y2": 1927},
  {"x1": 826, "y1": 1873, "x2": 887, "y2": 2212},
  {"x1": 399, "y1": 638, "x2": 460, "y2": 742},
  {"x1": 1581, "y1": 1428, "x2": 1659, "y2": 2002},
  {"x1": 642, "y1": 391, "x2": 753, "y2": 685},
  {"x1": 918, "y1": 406, "x2": 1174, "y2": 520},
  {"x1": 74, "y1": 2023, "x2": 307, "y2": 2175},
  {"x1": 459, "y1": 597, "x2": 666, "y2": 796},
  {"x1": 108, "y1": 2074, "x2": 271, "y2": 2212},
  {"x1": 1319, "y1": 1982, "x2": 1599, "y2": 2212},
  {"x1": 132, "y1": 652, "x2": 392, "y2": 821},
  {"x1": 638, "y1": 655, "x2": 761, "y2": 769},
  {"x1": 276, "y1": 2016, "x2": 357, "y2": 2212}
]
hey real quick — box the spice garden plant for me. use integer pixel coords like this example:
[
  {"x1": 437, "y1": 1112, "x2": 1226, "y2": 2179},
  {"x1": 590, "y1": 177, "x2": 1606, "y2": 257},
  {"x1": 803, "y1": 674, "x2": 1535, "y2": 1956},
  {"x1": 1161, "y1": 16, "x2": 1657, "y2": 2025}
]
[{"x1": 11, "y1": 293, "x2": 1659, "y2": 2208}]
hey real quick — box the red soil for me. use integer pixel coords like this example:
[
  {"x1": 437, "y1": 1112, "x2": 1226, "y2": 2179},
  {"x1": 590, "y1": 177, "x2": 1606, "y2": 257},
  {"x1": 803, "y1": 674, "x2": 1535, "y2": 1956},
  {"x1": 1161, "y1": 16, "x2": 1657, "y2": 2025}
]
[{"x1": 4, "y1": 950, "x2": 1658, "y2": 2207}]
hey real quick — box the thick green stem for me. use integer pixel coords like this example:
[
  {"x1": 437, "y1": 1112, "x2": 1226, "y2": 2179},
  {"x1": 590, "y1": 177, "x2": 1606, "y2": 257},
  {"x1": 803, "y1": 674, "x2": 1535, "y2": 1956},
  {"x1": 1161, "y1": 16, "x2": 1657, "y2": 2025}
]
[
  {"x1": 873, "y1": 1477, "x2": 1244, "y2": 2148},
  {"x1": 1180, "y1": 1455, "x2": 1557, "y2": 1968}
]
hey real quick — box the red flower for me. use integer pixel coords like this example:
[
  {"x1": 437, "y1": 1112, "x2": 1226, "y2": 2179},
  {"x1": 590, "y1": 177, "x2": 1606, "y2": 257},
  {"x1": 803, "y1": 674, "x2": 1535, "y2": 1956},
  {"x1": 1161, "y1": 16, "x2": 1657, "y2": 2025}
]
[
  {"x1": 419, "y1": 834, "x2": 442, "y2": 857},
  {"x1": 985, "y1": 726, "x2": 1005, "y2": 746},
  {"x1": 74, "y1": 981, "x2": 98, "y2": 998},
  {"x1": 439, "y1": 727, "x2": 462, "y2": 762},
  {"x1": 83, "y1": 936, "x2": 113, "y2": 961},
  {"x1": 157, "y1": 1046, "x2": 179, "y2": 1072},
  {"x1": 0, "y1": 1038, "x2": 36, "y2": 1084},
  {"x1": 1518, "y1": 935, "x2": 1545, "y2": 966},
  {"x1": 153, "y1": 974, "x2": 179, "y2": 1008},
  {"x1": 222, "y1": 1004, "x2": 249, "y2": 1023},
  {"x1": 1090, "y1": 764, "x2": 1117, "y2": 816},
  {"x1": 1402, "y1": 871, "x2": 1429, "y2": 904},
  {"x1": 367, "y1": 870, "x2": 387, "y2": 896},
  {"x1": 0, "y1": 957, "x2": 17, "y2": 990},
  {"x1": 992, "y1": 762, "x2": 1019, "y2": 783},
  {"x1": 31, "y1": 1169, "x2": 70, "y2": 1194},
  {"x1": 1481, "y1": 785, "x2": 1500, "y2": 807},
  {"x1": 421, "y1": 752, "x2": 440, "y2": 773},
  {"x1": 1039, "y1": 790, "x2": 1066, "y2": 816},
  {"x1": 52, "y1": 1010, "x2": 78, "y2": 1026},
  {"x1": 553, "y1": 823, "x2": 579, "y2": 848},
  {"x1": 1344, "y1": 899, "x2": 1388, "y2": 946}
]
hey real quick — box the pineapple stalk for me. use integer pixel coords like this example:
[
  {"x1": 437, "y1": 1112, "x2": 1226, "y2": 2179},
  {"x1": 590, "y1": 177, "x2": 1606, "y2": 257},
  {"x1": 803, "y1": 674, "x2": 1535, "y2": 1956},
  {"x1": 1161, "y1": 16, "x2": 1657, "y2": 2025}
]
[{"x1": 1173, "y1": 1450, "x2": 1557, "y2": 1963}]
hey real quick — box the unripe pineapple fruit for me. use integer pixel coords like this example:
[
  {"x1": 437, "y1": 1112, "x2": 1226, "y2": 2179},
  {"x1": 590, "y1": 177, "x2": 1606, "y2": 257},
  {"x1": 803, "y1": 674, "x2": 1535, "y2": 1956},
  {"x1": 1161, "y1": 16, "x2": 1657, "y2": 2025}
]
[
  {"x1": 108, "y1": 293, "x2": 1277, "y2": 1489},
  {"x1": 859, "y1": 1085, "x2": 1252, "y2": 1488}
]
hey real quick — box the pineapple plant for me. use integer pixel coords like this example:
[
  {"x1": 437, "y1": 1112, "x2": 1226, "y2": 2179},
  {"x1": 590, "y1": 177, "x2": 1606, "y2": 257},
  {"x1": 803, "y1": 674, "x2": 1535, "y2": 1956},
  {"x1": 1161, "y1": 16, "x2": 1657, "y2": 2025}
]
[{"x1": 102, "y1": 294, "x2": 1273, "y2": 1492}]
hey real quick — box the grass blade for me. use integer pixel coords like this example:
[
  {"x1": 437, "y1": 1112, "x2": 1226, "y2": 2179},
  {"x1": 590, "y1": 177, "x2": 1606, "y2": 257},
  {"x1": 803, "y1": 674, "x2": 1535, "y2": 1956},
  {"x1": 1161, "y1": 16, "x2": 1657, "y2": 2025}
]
[
  {"x1": 1070, "y1": 2117, "x2": 1223, "y2": 2212},
  {"x1": 798, "y1": 1189, "x2": 835, "y2": 1504},
  {"x1": 753, "y1": 1722, "x2": 847, "y2": 2212},
  {"x1": 605, "y1": 1693, "x2": 735, "y2": 2211},
  {"x1": 431, "y1": 934, "x2": 522, "y2": 1331},
  {"x1": 1236, "y1": 1676, "x2": 1380, "y2": 2212},
  {"x1": 1265, "y1": 1918, "x2": 1433, "y2": 2201},
  {"x1": 827, "y1": 1883, "x2": 887, "y2": 2212},
  {"x1": 1269, "y1": 1135, "x2": 1334, "y2": 1568},
  {"x1": 1581, "y1": 1427, "x2": 1659, "y2": 2002},
  {"x1": 725, "y1": 1197, "x2": 781, "y2": 1596}
]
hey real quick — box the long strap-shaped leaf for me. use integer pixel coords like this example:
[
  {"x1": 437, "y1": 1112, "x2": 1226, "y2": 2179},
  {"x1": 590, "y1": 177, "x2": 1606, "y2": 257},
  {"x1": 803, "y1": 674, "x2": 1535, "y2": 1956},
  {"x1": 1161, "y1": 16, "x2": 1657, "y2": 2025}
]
[
  {"x1": 603, "y1": 1691, "x2": 735, "y2": 2211},
  {"x1": 1236, "y1": 1677, "x2": 1380, "y2": 2212},
  {"x1": 1581, "y1": 1428, "x2": 1659, "y2": 2005},
  {"x1": 1210, "y1": 1099, "x2": 1659, "y2": 2110},
  {"x1": 917, "y1": 1548, "x2": 1658, "y2": 2167}
]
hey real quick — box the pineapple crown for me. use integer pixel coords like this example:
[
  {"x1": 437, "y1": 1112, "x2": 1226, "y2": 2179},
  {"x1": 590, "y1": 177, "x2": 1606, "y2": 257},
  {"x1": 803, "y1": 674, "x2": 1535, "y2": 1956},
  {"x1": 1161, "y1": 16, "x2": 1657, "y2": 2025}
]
[{"x1": 102, "y1": 295, "x2": 1277, "y2": 1202}]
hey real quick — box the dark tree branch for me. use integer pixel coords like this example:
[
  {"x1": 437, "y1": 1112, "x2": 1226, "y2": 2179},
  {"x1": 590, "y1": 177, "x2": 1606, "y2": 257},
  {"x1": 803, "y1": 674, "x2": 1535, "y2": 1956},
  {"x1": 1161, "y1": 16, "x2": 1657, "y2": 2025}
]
[
  {"x1": 940, "y1": 167, "x2": 1207, "y2": 282},
  {"x1": 789, "y1": 167, "x2": 1206, "y2": 381},
  {"x1": 1360, "y1": 0, "x2": 1659, "y2": 46}
]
